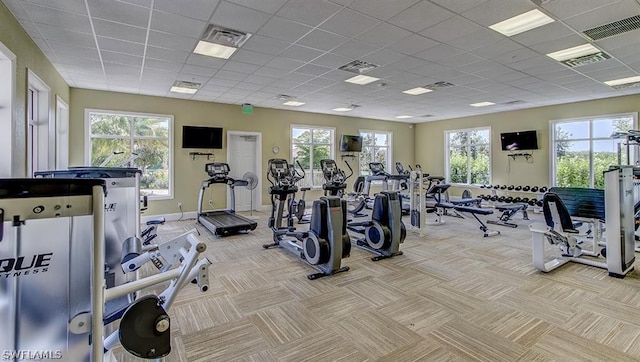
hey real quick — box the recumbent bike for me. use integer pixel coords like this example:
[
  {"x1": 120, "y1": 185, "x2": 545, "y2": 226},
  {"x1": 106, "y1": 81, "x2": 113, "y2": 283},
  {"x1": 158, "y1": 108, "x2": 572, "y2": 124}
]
[
  {"x1": 320, "y1": 159, "x2": 406, "y2": 261},
  {"x1": 263, "y1": 159, "x2": 350, "y2": 279}
]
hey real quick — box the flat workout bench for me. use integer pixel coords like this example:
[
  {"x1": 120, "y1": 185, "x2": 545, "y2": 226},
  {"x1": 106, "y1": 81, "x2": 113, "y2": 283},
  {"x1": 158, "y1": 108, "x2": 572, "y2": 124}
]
[
  {"x1": 487, "y1": 203, "x2": 529, "y2": 228},
  {"x1": 453, "y1": 205, "x2": 500, "y2": 237}
]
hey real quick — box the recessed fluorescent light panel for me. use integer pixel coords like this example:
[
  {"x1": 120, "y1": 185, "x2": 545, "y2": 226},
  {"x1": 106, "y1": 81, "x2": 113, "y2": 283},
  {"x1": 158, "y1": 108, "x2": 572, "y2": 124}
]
[
  {"x1": 193, "y1": 40, "x2": 237, "y2": 59},
  {"x1": 344, "y1": 75, "x2": 379, "y2": 85},
  {"x1": 283, "y1": 101, "x2": 305, "y2": 106},
  {"x1": 470, "y1": 102, "x2": 495, "y2": 107},
  {"x1": 402, "y1": 87, "x2": 433, "y2": 95},
  {"x1": 546, "y1": 44, "x2": 600, "y2": 61},
  {"x1": 604, "y1": 75, "x2": 640, "y2": 89},
  {"x1": 395, "y1": 115, "x2": 413, "y2": 119},
  {"x1": 489, "y1": 9, "x2": 555, "y2": 36},
  {"x1": 333, "y1": 107, "x2": 353, "y2": 112},
  {"x1": 170, "y1": 80, "x2": 200, "y2": 94}
]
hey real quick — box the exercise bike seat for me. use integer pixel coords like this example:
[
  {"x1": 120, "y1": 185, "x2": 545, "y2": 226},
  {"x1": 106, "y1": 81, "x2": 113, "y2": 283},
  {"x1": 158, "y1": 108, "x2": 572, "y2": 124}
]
[
  {"x1": 147, "y1": 217, "x2": 166, "y2": 225},
  {"x1": 300, "y1": 187, "x2": 311, "y2": 191}
]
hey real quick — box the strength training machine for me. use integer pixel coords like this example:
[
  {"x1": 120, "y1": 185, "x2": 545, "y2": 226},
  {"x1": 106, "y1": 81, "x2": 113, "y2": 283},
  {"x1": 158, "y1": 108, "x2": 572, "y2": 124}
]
[{"x1": 263, "y1": 159, "x2": 350, "y2": 279}]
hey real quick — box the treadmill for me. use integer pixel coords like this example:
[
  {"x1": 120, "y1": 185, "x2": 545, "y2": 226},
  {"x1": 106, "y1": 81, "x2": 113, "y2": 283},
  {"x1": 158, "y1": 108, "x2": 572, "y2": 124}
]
[{"x1": 197, "y1": 162, "x2": 258, "y2": 236}]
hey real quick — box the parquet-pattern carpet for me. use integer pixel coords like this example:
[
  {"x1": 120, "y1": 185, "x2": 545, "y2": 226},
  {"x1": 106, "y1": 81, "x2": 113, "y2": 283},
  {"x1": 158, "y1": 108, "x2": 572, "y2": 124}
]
[{"x1": 111, "y1": 210, "x2": 640, "y2": 361}]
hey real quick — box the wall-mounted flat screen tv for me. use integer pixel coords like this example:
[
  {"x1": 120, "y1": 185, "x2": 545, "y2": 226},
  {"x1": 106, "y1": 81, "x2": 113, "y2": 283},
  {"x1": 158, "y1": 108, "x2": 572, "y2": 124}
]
[
  {"x1": 340, "y1": 135, "x2": 363, "y2": 152},
  {"x1": 182, "y1": 126, "x2": 223, "y2": 149},
  {"x1": 500, "y1": 130, "x2": 538, "y2": 151}
]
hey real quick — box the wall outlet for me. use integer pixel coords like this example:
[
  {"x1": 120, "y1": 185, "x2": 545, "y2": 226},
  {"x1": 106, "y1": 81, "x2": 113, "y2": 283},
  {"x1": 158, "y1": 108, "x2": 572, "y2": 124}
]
[
  {"x1": 177, "y1": 202, "x2": 182, "y2": 209},
  {"x1": 208, "y1": 200, "x2": 213, "y2": 207}
]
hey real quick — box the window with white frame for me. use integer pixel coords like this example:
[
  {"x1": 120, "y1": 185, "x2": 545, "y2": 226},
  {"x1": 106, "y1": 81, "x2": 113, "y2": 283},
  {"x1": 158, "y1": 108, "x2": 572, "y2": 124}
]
[
  {"x1": 86, "y1": 110, "x2": 173, "y2": 198},
  {"x1": 551, "y1": 113, "x2": 636, "y2": 189},
  {"x1": 359, "y1": 130, "x2": 392, "y2": 176},
  {"x1": 291, "y1": 125, "x2": 335, "y2": 188},
  {"x1": 445, "y1": 127, "x2": 490, "y2": 185}
]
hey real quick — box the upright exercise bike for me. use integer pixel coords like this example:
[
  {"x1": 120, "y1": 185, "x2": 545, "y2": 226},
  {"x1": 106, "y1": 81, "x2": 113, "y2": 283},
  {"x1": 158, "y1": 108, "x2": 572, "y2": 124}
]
[
  {"x1": 320, "y1": 159, "x2": 367, "y2": 218},
  {"x1": 288, "y1": 161, "x2": 311, "y2": 224},
  {"x1": 263, "y1": 159, "x2": 350, "y2": 279}
]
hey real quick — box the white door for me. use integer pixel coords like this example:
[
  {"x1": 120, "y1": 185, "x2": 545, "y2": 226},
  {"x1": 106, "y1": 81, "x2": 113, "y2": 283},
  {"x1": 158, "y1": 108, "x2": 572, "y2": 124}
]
[{"x1": 227, "y1": 132, "x2": 261, "y2": 212}]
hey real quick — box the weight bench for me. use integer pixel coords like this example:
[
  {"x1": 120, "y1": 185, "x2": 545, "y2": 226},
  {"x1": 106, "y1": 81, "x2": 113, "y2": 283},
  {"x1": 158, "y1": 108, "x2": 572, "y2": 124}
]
[
  {"x1": 453, "y1": 205, "x2": 500, "y2": 237},
  {"x1": 487, "y1": 203, "x2": 529, "y2": 228}
]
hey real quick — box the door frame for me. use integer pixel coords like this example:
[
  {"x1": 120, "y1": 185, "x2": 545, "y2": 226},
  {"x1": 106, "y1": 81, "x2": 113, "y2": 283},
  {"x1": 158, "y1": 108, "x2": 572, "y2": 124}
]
[
  {"x1": 226, "y1": 131, "x2": 262, "y2": 211},
  {"x1": 0, "y1": 41, "x2": 16, "y2": 177},
  {"x1": 55, "y1": 95, "x2": 69, "y2": 169}
]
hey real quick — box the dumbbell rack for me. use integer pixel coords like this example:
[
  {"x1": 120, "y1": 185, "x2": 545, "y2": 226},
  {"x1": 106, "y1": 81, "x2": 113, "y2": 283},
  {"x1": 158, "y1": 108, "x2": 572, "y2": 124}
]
[{"x1": 477, "y1": 185, "x2": 548, "y2": 213}]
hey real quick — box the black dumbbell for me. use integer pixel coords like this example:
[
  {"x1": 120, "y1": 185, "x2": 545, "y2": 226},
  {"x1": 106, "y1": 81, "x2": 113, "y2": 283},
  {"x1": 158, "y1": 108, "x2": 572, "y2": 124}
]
[
  {"x1": 490, "y1": 195, "x2": 498, "y2": 201},
  {"x1": 515, "y1": 185, "x2": 522, "y2": 191},
  {"x1": 500, "y1": 185, "x2": 507, "y2": 190},
  {"x1": 478, "y1": 194, "x2": 485, "y2": 200},
  {"x1": 493, "y1": 185, "x2": 500, "y2": 189},
  {"x1": 540, "y1": 186, "x2": 548, "y2": 193},
  {"x1": 522, "y1": 197, "x2": 529, "y2": 203},
  {"x1": 531, "y1": 186, "x2": 539, "y2": 192},
  {"x1": 507, "y1": 185, "x2": 515, "y2": 190},
  {"x1": 522, "y1": 185, "x2": 531, "y2": 192},
  {"x1": 536, "y1": 200, "x2": 543, "y2": 207},
  {"x1": 528, "y1": 198, "x2": 536, "y2": 206},
  {"x1": 497, "y1": 196, "x2": 505, "y2": 202},
  {"x1": 480, "y1": 185, "x2": 486, "y2": 188},
  {"x1": 513, "y1": 197, "x2": 522, "y2": 203},
  {"x1": 505, "y1": 196, "x2": 514, "y2": 203}
]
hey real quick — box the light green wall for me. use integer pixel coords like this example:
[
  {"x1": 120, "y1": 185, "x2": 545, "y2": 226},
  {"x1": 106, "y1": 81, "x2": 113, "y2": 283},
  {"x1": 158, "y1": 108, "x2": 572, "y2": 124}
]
[
  {"x1": 69, "y1": 88, "x2": 415, "y2": 215},
  {"x1": 0, "y1": 2, "x2": 70, "y2": 176},
  {"x1": 415, "y1": 94, "x2": 640, "y2": 196}
]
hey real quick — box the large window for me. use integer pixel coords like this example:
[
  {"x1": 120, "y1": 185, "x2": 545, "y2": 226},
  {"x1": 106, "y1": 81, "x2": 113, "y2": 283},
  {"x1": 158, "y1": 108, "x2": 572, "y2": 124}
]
[
  {"x1": 85, "y1": 110, "x2": 173, "y2": 198},
  {"x1": 359, "y1": 130, "x2": 392, "y2": 176},
  {"x1": 551, "y1": 113, "x2": 636, "y2": 189},
  {"x1": 291, "y1": 125, "x2": 334, "y2": 188},
  {"x1": 445, "y1": 128, "x2": 490, "y2": 185}
]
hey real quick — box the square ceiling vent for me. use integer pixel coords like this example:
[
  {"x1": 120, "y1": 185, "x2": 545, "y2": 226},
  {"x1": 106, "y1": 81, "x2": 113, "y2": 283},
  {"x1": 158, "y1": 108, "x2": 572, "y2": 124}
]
[
  {"x1": 338, "y1": 60, "x2": 379, "y2": 74},
  {"x1": 425, "y1": 81, "x2": 455, "y2": 88},
  {"x1": 201, "y1": 24, "x2": 252, "y2": 48},
  {"x1": 583, "y1": 15, "x2": 640, "y2": 41}
]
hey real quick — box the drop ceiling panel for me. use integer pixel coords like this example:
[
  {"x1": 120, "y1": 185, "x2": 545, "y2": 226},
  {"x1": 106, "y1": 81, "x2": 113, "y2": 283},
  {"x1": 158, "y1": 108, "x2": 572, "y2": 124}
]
[
  {"x1": 182, "y1": 64, "x2": 221, "y2": 77},
  {"x1": 461, "y1": 0, "x2": 536, "y2": 27},
  {"x1": 279, "y1": 45, "x2": 324, "y2": 62},
  {"x1": 174, "y1": 72, "x2": 210, "y2": 84},
  {"x1": 145, "y1": 46, "x2": 190, "y2": 63},
  {"x1": 414, "y1": 44, "x2": 462, "y2": 62},
  {"x1": 388, "y1": 1, "x2": 455, "y2": 33},
  {"x1": 387, "y1": 34, "x2": 439, "y2": 56},
  {"x1": 310, "y1": 52, "x2": 351, "y2": 68},
  {"x1": 362, "y1": 48, "x2": 406, "y2": 67},
  {"x1": 539, "y1": 0, "x2": 623, "y2": 20},
  {"x1": 296, "y1": 29, "x2": 348, "y2": 51},
  {"x1": 150, "y1": 11, "x2": 206, "y2": 38},
  {"x1": 35, "y1": 24, "x2": 96, "y2": 46},
  {"x1": 88, "y1": 0, "x2": 151, "y2": 27},
  {"x1": 264, "y1": 57, "x2": 305, "y2": 70},
  {"x1": 101, "y1": 50, "x2": 143, "y2": 66},
  {"x1": 346, "y1": 0, "x2": 421, "y2": 21},
  {"x1": 331, "y1": 39, "x2": 378, "y2": 58},
  {"x1": 225, "y1": 0, "x2": 288, "y2": 14},
  {"x1": 294, "y1": 63, "x2": 332, "y2": 76},
  {"x1": 387, "y1": 56, "x2": 431, "y2": 71},
  {"x1": 152, "y1": 0, "x2": 219, "y2": 21},
  {"x1": 210, "y1": 1, "x2": 272, "y2": 33},
  {"x1": 430, "y1": 0, "x2": 488, "y2": 13},
  {"x1": 253, "y1": 66, "x2": 290, "y2": 78},
  {"x1": 468, "y1": 38, "x2": 522, "y2": 59},
  {"x1": 144, "y1": 58, "x2": 183, "y2": 72},
  {"x1": 147, "y1": 31, "x2": 198, "y2": 51},
  {"x1": 421, "y1": 15, "x2": 486, "y2": 43},
  {"x1": 563, "y1": 0, "x2": 640, "y2": 31},
  {"x1": 221, "y1": 61, "x2": 260, "y2": 74},
  {"x1": 434, "y1": 52, "x2": 484, "y2": 67},
  {"x1": 276, "y1": 0, "x2": 342, "y2": 27},
  {"x1": 93, "y1": 19, "x2": 147, "y2": 44},
  {"x1": 257, "y1": 16, "x2": 313, "y2": 42},
  {"x1": 231, "y1": 49, "x2": 273, "y2": 66},
  {"x1": 241, "y1": 35, "x2": 290, "y2": 55},
  {"x1": 318, "y1": 8, "x2": 380, "y2": 37},
  {"x1": 185, "y1": 53, "x2": 226, "y2": 69},
  {"x1": 17, "y1": 2, "x2": 89, "y2": 29},
  {"x1": 355, "y1": 22, "x2": 412, "y2": 48},
  {"x1": 526, "y1": 34, "x2": 590, "y2": 54},
  {"x1": 510, "y1": 21, "x2": 575, "y2": 47}
]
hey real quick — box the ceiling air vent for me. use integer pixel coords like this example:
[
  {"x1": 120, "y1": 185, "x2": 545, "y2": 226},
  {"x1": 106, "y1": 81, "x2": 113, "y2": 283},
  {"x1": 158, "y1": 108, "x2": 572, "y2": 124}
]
[
  {"x1": 503, "y1": 100, "x2": 525, "y2": 105},
  {"x1": 420, "y1": 114, "x2": 434, "y2": 118},
  {"x1": 201, "y1": 24, "x2": 251, "y2": 47},
  {"x1": 583, "y1": 15, "x2": 640, "y2": 41},
  {"x1": 611, "y1": 81, "x2": 640, "y2": 90},
  {"x1": 425, "y1": 81, "x2": 454, "y2": 88},
  {"x1": 173, "y1": 80, "x2": 201, "y2": 89},
  {"x1": 275, "y1": 94, "x2": 295, "y2": 101},
  {"x1": 561, "y1": 52, "x2": 611, "y2": 68},
  {"x1": 338, "y1": 60, "x2": 379, "y2": 74}
]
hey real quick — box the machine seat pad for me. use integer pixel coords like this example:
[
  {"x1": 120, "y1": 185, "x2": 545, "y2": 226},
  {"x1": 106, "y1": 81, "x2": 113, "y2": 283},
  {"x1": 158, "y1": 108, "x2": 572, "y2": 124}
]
[
  {"x1": 147, "y1": 217, "x2": 166, "y2": 225},
  {"x1": 451, "y1": 198, "x2": 481, "y2": 205},
  {"x1": 495, "y1": 204, "x2": 527, "y2": 211},
  {"x1": 454, "y1": 205, "x2": 493, "y2": 215}
]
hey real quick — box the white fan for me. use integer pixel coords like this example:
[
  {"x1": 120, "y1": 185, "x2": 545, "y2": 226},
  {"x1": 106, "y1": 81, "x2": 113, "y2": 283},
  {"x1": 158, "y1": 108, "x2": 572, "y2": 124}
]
[{"x1": 242, "y1": 172, "x2": 259, "y2": 219}]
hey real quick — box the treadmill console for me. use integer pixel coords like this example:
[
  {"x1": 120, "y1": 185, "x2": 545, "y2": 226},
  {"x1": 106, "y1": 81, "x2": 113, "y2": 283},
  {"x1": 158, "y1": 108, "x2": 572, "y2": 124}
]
[
  {"x1": 205, "y1": 163, "x2": 231, "y2": 178},
  {"x1": 369, "y1": 162, "x2": 385, "y2": 175}
]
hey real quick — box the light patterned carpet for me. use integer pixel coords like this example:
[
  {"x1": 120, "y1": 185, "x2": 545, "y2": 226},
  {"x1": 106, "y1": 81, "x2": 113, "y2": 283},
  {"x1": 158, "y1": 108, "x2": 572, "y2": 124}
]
[{"x1": 111, "y1": 208, "x2": 640, "y2": 361}]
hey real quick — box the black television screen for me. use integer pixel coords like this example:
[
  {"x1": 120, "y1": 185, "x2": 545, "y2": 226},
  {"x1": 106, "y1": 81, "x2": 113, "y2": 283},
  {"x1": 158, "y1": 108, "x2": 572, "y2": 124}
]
[
  {"x1": 340, "y1": 135, "x2": 363, "y2": 152},
  {"x1": 500, "y1": 130, "x2": 538, "y2": 151},
  {"x1": 182, "y1": 126, "x2": 223, "y2": 149}
]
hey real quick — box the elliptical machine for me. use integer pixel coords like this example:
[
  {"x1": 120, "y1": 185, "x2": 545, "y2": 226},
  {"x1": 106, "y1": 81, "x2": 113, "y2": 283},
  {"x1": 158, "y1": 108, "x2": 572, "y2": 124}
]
[
  {"x1": 263, "y1": 159, "x2": 350, "y2": 279},
  {"x1": 320, "y1": 159, "x2": 367, "y2": 217},
  {"x1": 288, "y1": 161, "x2": 311, "y2": 224}
]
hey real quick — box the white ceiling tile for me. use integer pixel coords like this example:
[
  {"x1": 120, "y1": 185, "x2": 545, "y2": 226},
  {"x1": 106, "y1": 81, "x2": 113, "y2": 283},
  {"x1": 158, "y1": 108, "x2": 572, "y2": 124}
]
[
  {"x1": 210, "y1": 1, "x2": 272, "y2": 33},
  {"x1": 279, "y1": 45, "x2": 324, "y2": 62},
  {"x1": 510, "y1": 22, "x2": 575, "y2": 47},
  {"x1": 242, "y1": 34, "x2": 291, "y2": 55},
  {"x1": 3, "y1": 0, "x2": 34, "y2": 20},
  {"x1": 319, "y1": 8, "x2": 380, "y2": 37},
  {"x1": 414, "y1": 44, "x2": 462, "y2": 62},
  {"x1": 18, "y1": 2, "x2": 90, "y2": 29},
  {"x1": 144, "y1": 58, "x2": 184, "y2": 72},
  {"x1": 430, "y1": 0, "x2": 489, "y2": 13},
  {"x1": 102, "y1": 50, "x2": 143, "y2": 66},
  {"x1": 526, "y1": 34, "x2": 589, "y2": 54},
  {"x1": 387, "y1": 56, "x2": 431, "y2": 71},
  {"x1": 539, "y1": 0, "x2": 623, "y2": 20},
  {"x1": 409, "y1": 62, "x2": 451, "y2": 77},
  {"x1": 294, "y1": 63, "x2": 332, "y2": 76},
  {"x1": 346, "y1": 0, "x2": 420, "y2": 21},
  {"x1": 296, "y1": 29, "x2": 348, "y2": 51},
  {"x1": 97, "y1": 37, "x2": 144, "y2": 57},
  {"x1": 182, "y1": 64, "x2": 220, "y2": 77},
  {"x1": 244, "y1": 74, "x2": 276, "y2": 85},
  {"x1": 264, "y1": 57, "x2": 305, "y2": 70},
  {"x1": 388, "y1": 1, "x2": 455, "y2": 33},
  {"x1": 212, "y1": 69, "x2": 249, "y2": 81},
  {"x1": 253, "y1": 66, "x2": 291, "y2": 78},
  {"x1": 597, "y1": 31, "x2": 640, "y2": 52},
  {"x1": 185, "y1": 53, "x2": 226, "y2": 69},
  {"x1": 145, "y1": 46, "x2": 190, "y2": 63},
  {"x1": 231, "y1": 49, "x2": 274, "y2": 66},
  {"x1": 276, "y1": 0, "x2": 342, "y2": 26},
  {"x1": 116, "y1": 0, "x2": 152, "y2": 8},
  {"x1": 93, "y1": 19, "x2": 147, "y2": 44},
  {"x1": 221, "y1": 61, "x2": 261, "y2": 74},
  {"x1": 361, "y1": 49, "x2": 406, "y2": 66},
  {"x1": 387, "y1": 34, "x2": 439, "y2": 56},
  {"x1": 282, "y1": 72, "x2": 315, "y2": 83},
  {"x1": 331, "y1": 40, "x2": 379, "y2": 59},
  {"x1": 226, "y1": 0, "x2": 288, "y2": 14},
  {"x1": 207, "y1": 78, "x2": 239, "y2": 87},
  {"x1": 104, "y1": 62, "x2": 141, "y2": 76},
  {"x1": 462, "y1": 0, "x2": 536, "y2": 27},
  {"x1": 355, "y1": 22, "x2": 412, "y2": 48},
  {"x1": 310, "y1": 52, "x2": 352, "y2": 68},
  {"x1": 468, "y1": 39, "x2": 522, "y2": 58},
  {"x1": 434, "y1": 52, "x2": 484, "y2": 67},
  {"x1": 489, "y1": 47, "x2": 541, "y2": 65},
  {"x1": 421, "y1": 16, "x2": 486, "y2": 43},
  {"x1": 564, "y1": 0, "x2": 640, "y2": 31},
  {"x1": 233, "y1": 82, "x2": 264, "y2": 91},
  {"x1": 445, "y1": 27, "x2": 505, "y2": 51},
  {"x1": 257, "y1": 16, "x2": 313, "y2": 42},
  {"x1": 305, "y1": 77, "x2": 337, "y2": 87},
  {"x1": 148, "y1": 31, "x2": 199, "y2": 51},
  {"x1": 174, "y1": 73, "x2": 211, "y2": 84},
  {"x1": 35, "y1": 24, "x2": 96, "y2": 47},
  {"x1": 89, "y1": 0, "x2": 151, "y2": 27},
  {"x1": 153, "y1": 0, "x2": 219, "y2": 21},
  {"x1": 150, "y1": 11, "x2": 206, "y2": 38},
  {"x1": 321, "y1": 69, "x2": 354, "y2": 81}
]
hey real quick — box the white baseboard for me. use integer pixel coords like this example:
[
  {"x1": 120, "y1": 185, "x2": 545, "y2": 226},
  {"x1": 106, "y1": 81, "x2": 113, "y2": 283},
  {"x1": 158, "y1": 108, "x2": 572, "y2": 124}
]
[{"x1": 141, "y1": 211, "x2": 197, "y2": 223}]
